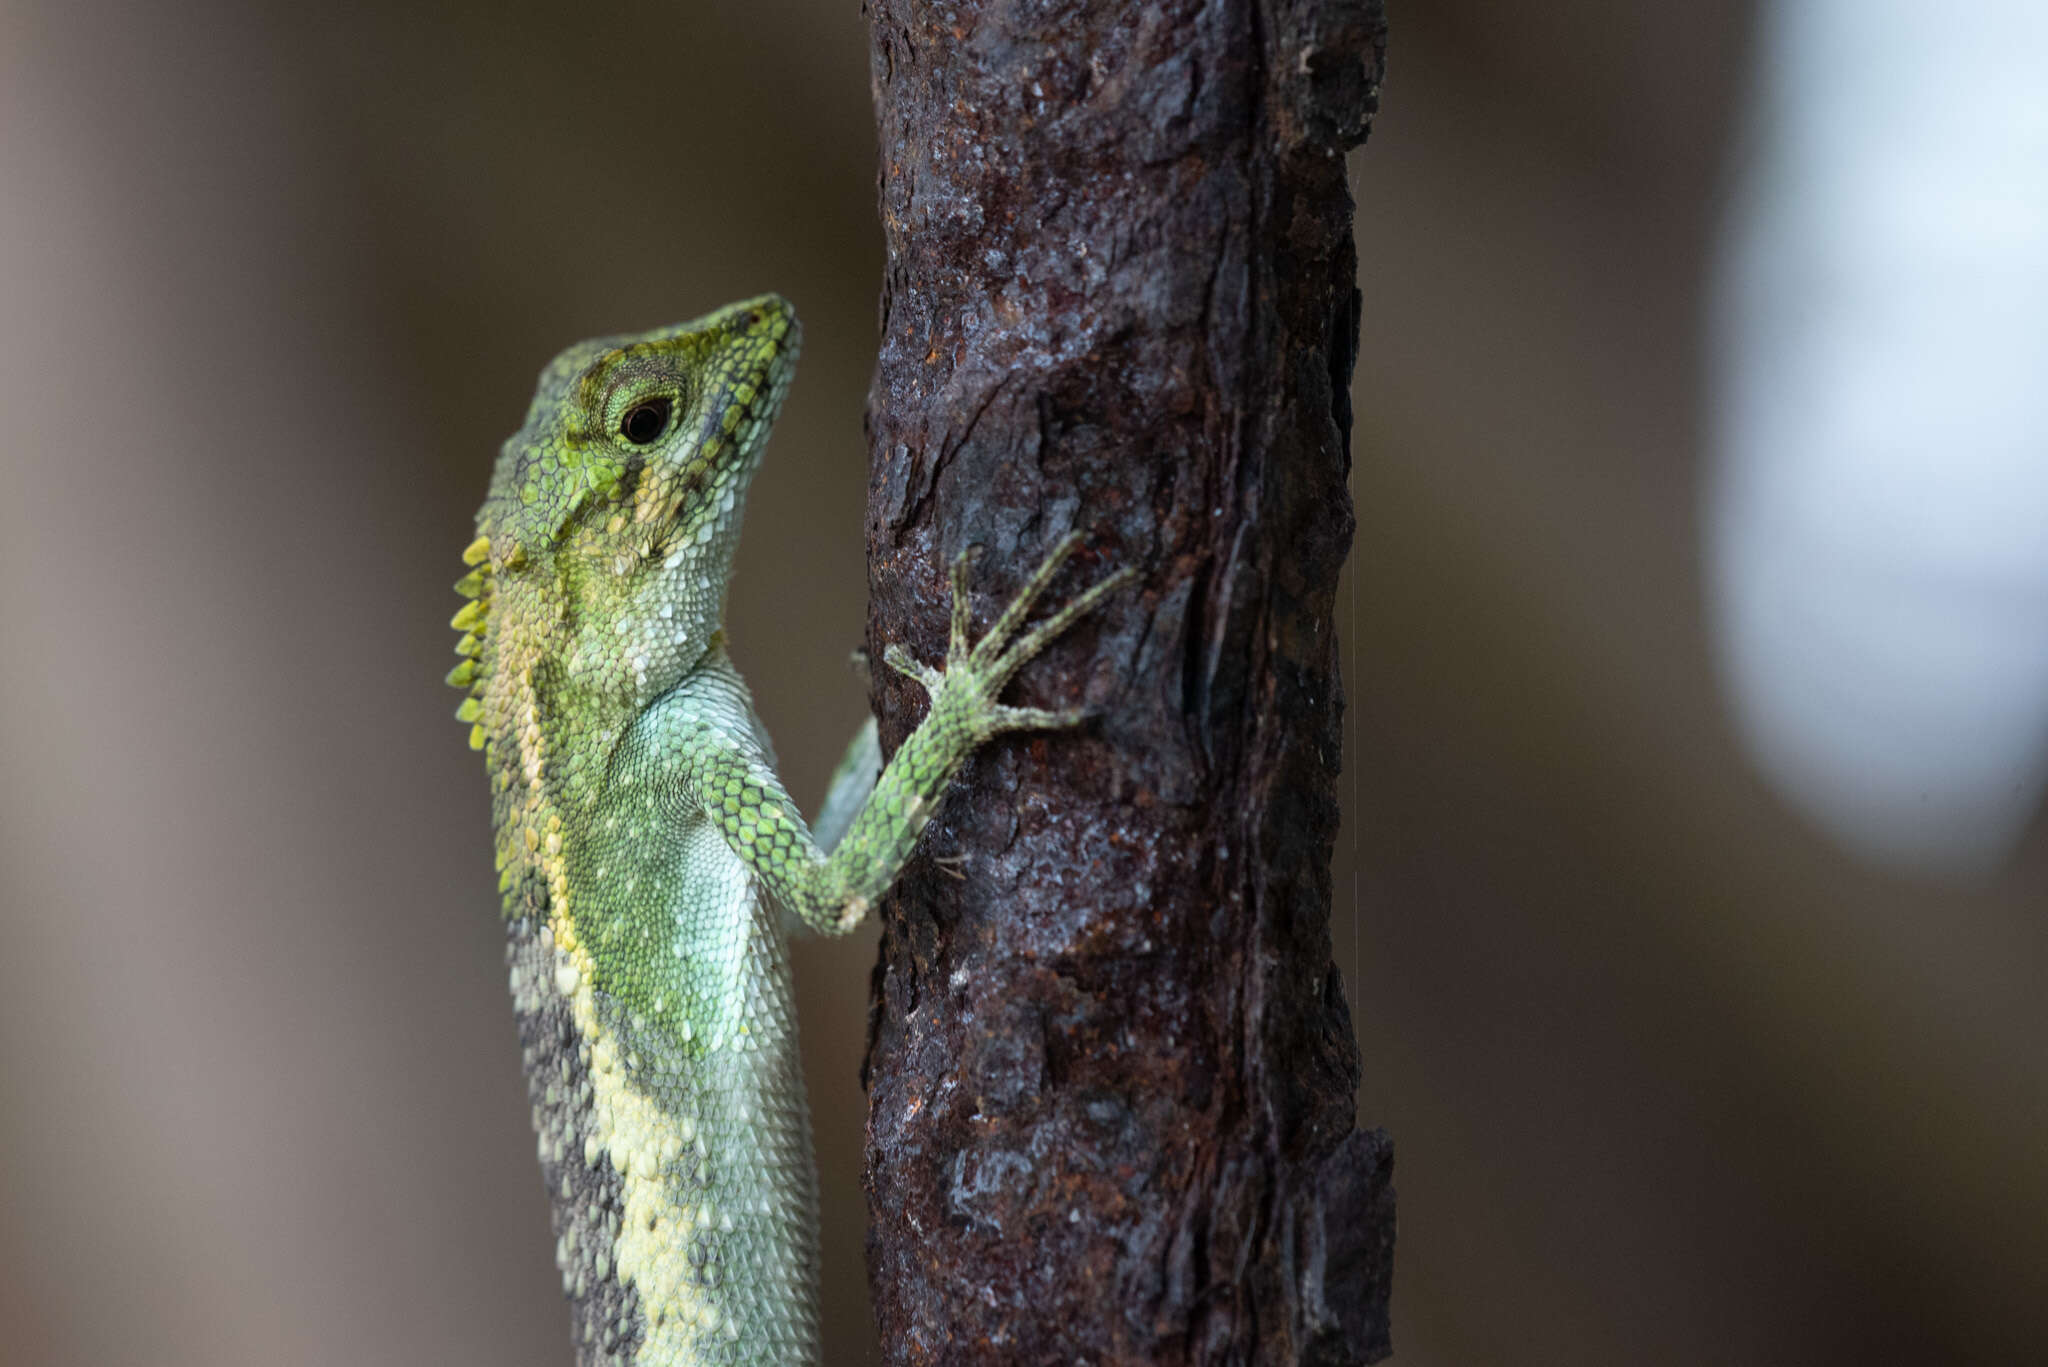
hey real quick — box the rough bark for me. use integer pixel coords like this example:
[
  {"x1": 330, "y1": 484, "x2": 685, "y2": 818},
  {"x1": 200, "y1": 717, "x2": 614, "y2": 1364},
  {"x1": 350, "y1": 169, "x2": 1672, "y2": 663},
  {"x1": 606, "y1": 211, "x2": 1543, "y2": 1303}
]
[{"x1": 858, "y1": 2, "x2": 1391, "y2": 1363}]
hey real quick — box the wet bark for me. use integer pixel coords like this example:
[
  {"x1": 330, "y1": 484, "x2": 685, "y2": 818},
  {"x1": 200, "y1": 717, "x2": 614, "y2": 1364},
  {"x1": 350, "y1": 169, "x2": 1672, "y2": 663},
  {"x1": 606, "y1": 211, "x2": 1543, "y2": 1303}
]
[{"x1": 858, "y1": 2, "x2": 1391, "y2": 1362}]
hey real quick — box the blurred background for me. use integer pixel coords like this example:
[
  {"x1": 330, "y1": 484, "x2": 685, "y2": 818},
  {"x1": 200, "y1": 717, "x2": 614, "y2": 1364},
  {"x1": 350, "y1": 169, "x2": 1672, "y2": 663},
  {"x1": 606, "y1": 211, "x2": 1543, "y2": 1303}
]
[{"x1": 1, "y1": 0, "x2": 2042, "y2": 1363}]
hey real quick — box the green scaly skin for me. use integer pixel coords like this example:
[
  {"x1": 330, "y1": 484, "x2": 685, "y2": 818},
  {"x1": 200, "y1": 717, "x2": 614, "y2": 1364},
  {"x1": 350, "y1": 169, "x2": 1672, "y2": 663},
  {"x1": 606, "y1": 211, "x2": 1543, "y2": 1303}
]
[{"x1": 448, "y1": 294, "x2": 1130, "y2": 1365}]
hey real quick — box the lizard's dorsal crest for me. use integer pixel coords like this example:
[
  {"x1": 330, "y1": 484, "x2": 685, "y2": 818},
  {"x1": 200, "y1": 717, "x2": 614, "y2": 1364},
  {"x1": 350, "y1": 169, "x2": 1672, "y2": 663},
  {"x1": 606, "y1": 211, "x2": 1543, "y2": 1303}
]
[{"x1": 447, "y1": 532, "x2": 493, "y2": 752}]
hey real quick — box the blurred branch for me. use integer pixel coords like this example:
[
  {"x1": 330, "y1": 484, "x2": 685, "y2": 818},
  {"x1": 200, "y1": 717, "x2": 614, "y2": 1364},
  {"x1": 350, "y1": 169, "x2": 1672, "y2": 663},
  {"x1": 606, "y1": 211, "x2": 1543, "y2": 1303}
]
[{"x1": 858, "y1": 1, "x2": 1392, "y2": 1362}]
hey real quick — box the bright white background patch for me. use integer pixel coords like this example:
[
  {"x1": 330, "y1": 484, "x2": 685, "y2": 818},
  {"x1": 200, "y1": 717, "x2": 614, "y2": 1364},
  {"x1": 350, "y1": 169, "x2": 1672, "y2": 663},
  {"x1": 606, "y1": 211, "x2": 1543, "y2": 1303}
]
[{"x1": 1710, "y1": 0, "x2": 2048, "y2": 875}]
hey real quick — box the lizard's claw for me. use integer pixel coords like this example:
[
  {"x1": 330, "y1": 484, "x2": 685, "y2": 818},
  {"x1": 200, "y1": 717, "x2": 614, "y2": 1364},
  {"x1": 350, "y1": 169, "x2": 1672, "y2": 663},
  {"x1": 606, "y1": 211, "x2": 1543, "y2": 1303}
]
[
  {"x1": 960, "y1": 532, "x2": 1078, "y2": 673},
  {"x1": 882, "y1": 642, "x2": 944, "y2": 693},
  {"x1": 947, "y1": 545, "x2": 982, "y2": 669},
  {"x1": 933, "y1": 533, "x2": 1134, "y2": 736},
  {"x1": 984, "y1": 562, "x2": 1137, "y2": 691},
  {"x1": 987, "y1": 703, "x2": 1090, "y2": 733}
]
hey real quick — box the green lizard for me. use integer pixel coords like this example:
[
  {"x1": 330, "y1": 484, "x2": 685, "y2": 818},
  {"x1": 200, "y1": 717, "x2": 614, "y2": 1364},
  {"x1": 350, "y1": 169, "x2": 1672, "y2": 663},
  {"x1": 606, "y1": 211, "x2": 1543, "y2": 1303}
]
[{"x1": 448, "y1": 294, "x2": 1129, "y2": 1365}]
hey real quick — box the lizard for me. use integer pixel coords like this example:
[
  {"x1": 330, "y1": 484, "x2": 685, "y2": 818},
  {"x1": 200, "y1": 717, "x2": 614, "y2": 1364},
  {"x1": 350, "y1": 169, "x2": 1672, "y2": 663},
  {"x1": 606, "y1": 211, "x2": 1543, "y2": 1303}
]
[{"x1": 447, "y1": 293, "x2": 1130, "y2": 1365}]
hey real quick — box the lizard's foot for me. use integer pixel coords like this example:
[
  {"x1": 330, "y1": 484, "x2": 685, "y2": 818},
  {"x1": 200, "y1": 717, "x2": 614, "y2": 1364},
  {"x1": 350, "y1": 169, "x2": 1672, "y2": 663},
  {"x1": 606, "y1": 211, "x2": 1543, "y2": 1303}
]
[{"x1": 884, "y1": 533, "x2": 1134, "y2": 737}]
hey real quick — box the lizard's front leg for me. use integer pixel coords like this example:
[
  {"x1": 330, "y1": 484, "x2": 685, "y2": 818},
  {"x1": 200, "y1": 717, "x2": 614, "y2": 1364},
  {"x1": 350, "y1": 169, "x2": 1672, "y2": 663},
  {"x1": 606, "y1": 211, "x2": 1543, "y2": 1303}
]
[{"x1": 679, "y1": 534, "x2": 1132, "y2": 936}]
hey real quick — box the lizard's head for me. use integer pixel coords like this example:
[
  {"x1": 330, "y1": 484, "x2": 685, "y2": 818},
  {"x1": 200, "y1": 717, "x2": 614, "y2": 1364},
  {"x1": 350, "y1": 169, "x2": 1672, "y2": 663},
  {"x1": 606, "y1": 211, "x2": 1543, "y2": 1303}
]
[{"x1": 448, "y1": 295, "x2": 800, "y2": 755}]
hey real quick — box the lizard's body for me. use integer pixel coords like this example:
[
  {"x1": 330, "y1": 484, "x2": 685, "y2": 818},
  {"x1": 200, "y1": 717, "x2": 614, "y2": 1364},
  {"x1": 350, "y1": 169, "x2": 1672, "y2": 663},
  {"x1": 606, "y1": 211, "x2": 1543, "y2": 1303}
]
[{"x1": 451, "y1": 295, "x2": 1125, "y2": 1365}]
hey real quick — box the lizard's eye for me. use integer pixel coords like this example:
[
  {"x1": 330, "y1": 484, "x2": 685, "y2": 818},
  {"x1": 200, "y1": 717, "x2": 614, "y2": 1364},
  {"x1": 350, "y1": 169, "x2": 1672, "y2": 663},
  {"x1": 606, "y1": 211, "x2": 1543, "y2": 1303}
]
[{"x1": 620, "y1": 397, "x2": 672, "y2": 445}]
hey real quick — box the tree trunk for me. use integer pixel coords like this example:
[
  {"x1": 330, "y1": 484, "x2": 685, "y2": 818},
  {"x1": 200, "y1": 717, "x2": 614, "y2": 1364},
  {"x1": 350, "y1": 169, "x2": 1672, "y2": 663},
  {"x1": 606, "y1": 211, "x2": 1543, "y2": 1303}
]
[{"x1": 858, "y1": 2, "x2": 1391, "y2": 1363}]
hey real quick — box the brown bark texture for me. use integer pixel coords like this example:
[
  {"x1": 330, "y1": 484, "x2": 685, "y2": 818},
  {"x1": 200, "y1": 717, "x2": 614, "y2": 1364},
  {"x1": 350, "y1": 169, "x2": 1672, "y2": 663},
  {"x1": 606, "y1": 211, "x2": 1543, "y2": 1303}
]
[{"x1": 858, "y1": 2, "x2": 1390, "y2": 1363}]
